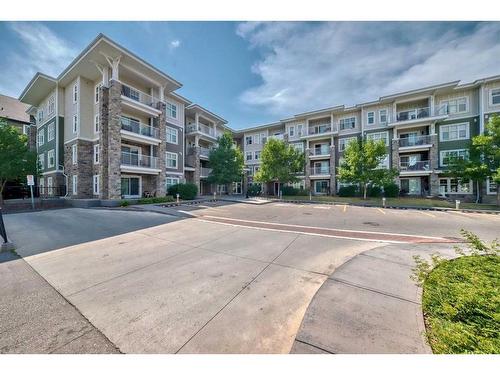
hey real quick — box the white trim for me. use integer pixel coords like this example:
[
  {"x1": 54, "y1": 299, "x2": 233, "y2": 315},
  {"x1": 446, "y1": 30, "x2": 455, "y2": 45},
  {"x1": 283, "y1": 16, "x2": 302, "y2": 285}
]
[
  {"x1": 72, "y1": 83, "x2": 78, "y2": 104},
  {"x1": 64, "y1": 136, "x2": 97, "y2": 145},
  {"x1": 339, "y1": 116, "x2": 356, "y2": 130},
  {"x1": 72, "y1": 144, "x2": 77, "y2": 165},
  {"x1": 166, "y1": 101, "x2": 178, "y2": 119},
  {"x1": 72, "y1": 114, "x2": 78, "y2": 133},
  {"x1": 72, "y1": 175, "x2": 78, "y2": 195},
  {"x1": 366, "y1": 111, "x2": 375, "y2": 125},
  {"x1": 439, "y1": 149, "x2": 468, "y2": 167},
  {"x1": 47, "y1": 149, "x2": 55, "y2": 168},
  {"x1": 166, "y1": 126, "x2": 178, "y2": 144},
  {"x1": 486, "y1": 177, "x2": 497, "y2": 195},
  {"x1": 47, "y1": 122, "x2": 55, "y2": 141},
  {"x1": 489, "y1": 87, "x2": 500, "y2": 106},
  {"x1": 94, "y1": 114, "x2": 99, "y2": 134},
  {"x1": 166, "y1": 151, "x2": 178, "y2": 169},
  {"x1": 93, "y1": 174, "x2": 100, "y2": 195},
  {"x1": 439, "y1": 122, "x2": 470, "y2": 142},
  {"x1": 439, "y1": 96, "x2": 469, "y2": 115},
  {"x1": 93, "y1": 144, "x2": 100, "y2": 164},
  {"x1": 439, "y1": 177, "x2": 473, "y2": 195},
  {"x1": 165, "y1": 171, "x2": 184, "y2": 176},
  {"x1": 365, "y1": 130, "x2": 389, "y2": 146},
  {"x1": 379, "y1": 108, "x2": 388, "y2": 124}
]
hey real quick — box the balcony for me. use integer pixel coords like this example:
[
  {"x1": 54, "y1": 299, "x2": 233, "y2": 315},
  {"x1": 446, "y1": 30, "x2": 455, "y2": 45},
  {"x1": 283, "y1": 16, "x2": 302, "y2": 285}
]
[
  {"x1": 396, "y1": 107, "x2": 430, "y2": 122},
  {"x1": 400, "y1": 160, "x2": 431, "y2": 172},
  {"x1": 200, "y1": 147, "x2": 211, "y2": 158},
  {"x1": 398, "y1": 135, "x2": 432, "y2": 148},
  {"x1": 121, "y1": 84, "x2": 161, "y2": 109},
  {"x1": 186, "y1": 123, "x2": 216, "y2": 138},
  {"x1": 303, "y1": 124, "x2": 335, "y2": 137},
  {"x1": 200, "y1": 167, "x2": 212, "y2": 178},
  {"x1": 121, "y1": 117, "x2": 159, "y2": 140},
  {"x1": 309, "y1": 147, "x2": 330, "y2": 157},
  {"x1": 310, "y1": 166, "x2": 331, "y2": 176},
  {"x1": 121, "y1": 151, "x2": 160, "y2": 174}
]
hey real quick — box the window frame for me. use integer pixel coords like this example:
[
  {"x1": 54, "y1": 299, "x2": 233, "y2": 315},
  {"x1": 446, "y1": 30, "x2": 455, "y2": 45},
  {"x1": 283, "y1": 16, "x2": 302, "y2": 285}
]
[
  {"x1": 439, "y1": 177, "x2": 473, "y2": 195},
  {"x1": 254, "y1": 151, "x2": 261, "y2": 160},
  {"x1": 94, "y1": 83, "x2": 102, "y2": 104},
  {"x1": 245, "y1": 136, "x2": 253, "y2": 145},
  {"x1": 166, "y1": 152, "x2": 178, "y2": 169},
  {"x1": 47, "y1": 149, "x2": 55, "y2": 168},
  {"x1": 38, "y1": 153, "x2": 45, "y2": 170},
  {"x1": 93, "y1": 175, "x2": 100, "y2": 195},
  {"x1": 93, "y1": 144, "x2": 100, "y2": 164},
  {"x1": 72, "y1": 114, "x2": 78, "y2": 133},
  {"x1": 439, "y1": 122, "x2": 470, "y2": 142},
  {"x1": 288, "y1": 126, "x2": 295, "y2": 137},
  {"x1": 72, "y1": 144, "x2": 78, "y2": 165},
  {"x1": 487, "y1": 177, "x2": 498, "y2": 195},
  {"x1": 48, "y1": 95, "x2": 55, "y2": 116},
  {"x1": 166, "y1": 102, "x2": 177, "y2": 119},
  {"x1": 72, "y1": 175, "x2": 78, "y2": 195},
  {"x1": 166, "y1": 177, "x2": 180, "y2": 192},
  {"x1": 73, "y1": 84, "x2": 78, "y2": 104},
  {"x1": 440, "y1": 149, "x2": 469, "y2": 167},
  {"x1": 338, "y1": 136, "x2": 357, "y2": 152},
  {"x1": 94, "y1": 114, "x2": 99, "y2": 134},
  {"x1": 367, "y1": 111, "x2": 375, "y2": 125},
  {"x1": 246, "y1": 151, "x2": 253, "y2": 161},
  {"x1": 440, "y1": 96, "x2": 469, "y2": 114},
  {"x1": 38, "y1": 130, "x2": 45, "y2": 147},
  {"x1": 339, "y1": 116, "x2": 356, "y2": 130},
  {"x1": 379, "y1": 109, "x2": 388, "y2": 123},
  {"x1": 490, "y1": 88, "x2": 500, "y2": 106},
  {"x1": 366, "y1": 131, "x2": 389, "y2": 146},
  {"x1": 166, "y1": 126, "x2": 178, "y2": 144},
  {"x1": 47, "y1": 123, "x2": 55, "y2": 141}
]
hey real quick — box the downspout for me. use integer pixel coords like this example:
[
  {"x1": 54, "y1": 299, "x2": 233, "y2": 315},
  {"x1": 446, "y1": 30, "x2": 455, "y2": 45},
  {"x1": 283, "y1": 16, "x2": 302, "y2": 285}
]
[{"x1": 61, "y1": 165, "x2": 69, "y2": 198}]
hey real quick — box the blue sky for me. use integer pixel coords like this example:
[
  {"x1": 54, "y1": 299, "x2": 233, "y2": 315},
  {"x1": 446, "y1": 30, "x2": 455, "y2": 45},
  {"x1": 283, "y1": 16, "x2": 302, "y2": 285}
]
[{"x1": 1, "y1": 21, "x2": 500, "y2": 129}]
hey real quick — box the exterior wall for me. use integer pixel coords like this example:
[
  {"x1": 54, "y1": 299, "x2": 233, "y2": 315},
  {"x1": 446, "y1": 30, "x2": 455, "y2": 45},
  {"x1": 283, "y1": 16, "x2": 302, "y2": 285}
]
[
  {"x1": 435, "y1": 88, "x2": 479, "y2": 119},
  {"x1": 79, "y1": 77, "x2": 96, "y2": 140},
  {"x1": 335, "y1": 110, "x2": 361, "y2": 135},
  {"x1": 64, "y1": 139, "x2": 93, "y2": 198},
  {"x1": 481, "y1": 80, "x2": 500, "y2": 114},
  {"x1": 361, "y1": 104, "x2": 393, "y2": 129}
]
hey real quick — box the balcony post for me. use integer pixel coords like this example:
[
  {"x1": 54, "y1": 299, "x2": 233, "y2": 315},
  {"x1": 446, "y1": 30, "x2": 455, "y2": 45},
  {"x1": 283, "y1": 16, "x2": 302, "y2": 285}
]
[
  {"x1": 429, "y1": 134, "x2": 439, "y2": 197},
  {"x1": 391, "y1": 138, "x2": 400, "y2": 188},
  {"x1": 105, "y1": 79, "x2": 122, "y2": 200},
  {"x1": 329, "y1": 144, "x2": 336, "y2": 196},
  {"x1": 156, "y1": 102, "x2": 167, "y2": 197},
  {"x1": 304, "y1": 147, "x2": 311, "y2": 192}
]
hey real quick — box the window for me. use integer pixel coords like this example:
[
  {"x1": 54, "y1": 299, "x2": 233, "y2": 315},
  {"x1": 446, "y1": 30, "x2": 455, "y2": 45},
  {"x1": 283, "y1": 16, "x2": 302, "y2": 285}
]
[
  {"x1": 289, "y1": 126, "x2": 295, "y2": 137},
  {"x1": 166, "y1": 177, "x2": 180, "y2": 192},
  {"x1": 491, "y1": 89, "x2": 500, "y2": 105},
  {"x1": 379, "y1": 109, "x2": 387, "y2": 123},
  {"x1": 366, "y1": 131, "x2": 389, "y2": 146},
  {"x1": 94, "y1": 144, "x2": 99, "y2": 164},
  {"x1": 94, "y1": 114, "x2": 99, "y2": 133},
  {"x1": 38, "y1": 154, "x2": 44, "y2": 170},
  {"x1": 38, "y1": 109, "x2": 43, "y2": 123},
  {"x1": 72, "y1": 144, "x2": 77, "y2": 165},
  {"x1": 487, "y1": 177, "x2": 498, "y2": 195},
  {"x1": 37, "y1": 130, "x2": 44, "y2": 146},
  {"x1": 339, "y1": 117, "x2": 356, "y2": 130},
  {"x1": 439, "y1": 178, "x2": 472, "y2": 195},
  {"x1": 367, "y1": 111, "x2": 375, "y2": 125},
  {"x1": 47, "y1": 123, "x2": 55, "y2": 141},
  {"x1": 47, "y1": 149, "x2": 55, "y2": 168},
  {"x1": 440, "y1": 97, "x2": 468, "y2": 114},
  {"x1": 72, "y1": 175, "x2": 78, "y2": 195},
  {"x1": 292, "y1": 142, "x2": 304, "y2": 152},
  {"x1": 297, "y1": 124, "x2": 303, "y2": 136},
  {"x1": 338, "y1": 137, "x2": 357, "y2": 152},
  {"x1": 253, "y1": 134, "x2": 260, "y2": 144},
  {"x1": 39, "y1": 177, "x2": 44, "y2": 191},
  {"x1": 48, "y1": 95, "x2": 55, "y2": 116},
  {"x1": 254, "y1": 151, "x2": 261, "y2": 160},
  {"x1": 72, "y1": 115, "x2": 78, "y2": 133},
  {"x1": 93, "y1": 175, "x2": 100, "y2": 195},
  {"x1": 260, "y1": 133, "x2": 267, "y2": 144},
  {"x1": 245, "y1": 136, "x2": 252, "y2": 145},
  {"x1": 166, "y1": 152, "x2": 178, "y2": 168},
  {"x1": 94, "y1": 83, "x2": 102, "y2": 104},
  {"x1": 166, "y1": 102, "x2": 177, "y2": 118},
  {"x1": 439, "y1": 123, "x2": 469, "y2": 142},
  {"x1": 246, "y1": 152, "x2": 253, "y2": 161},
  {"x1": 440, "y1": 149, "x2": 469, "y2": 167},
  {"x1": 166, "y1": 127, "x2": 178, "y2": 144},
  {"x1": 23, "y1": 125, "x2": 30, "y2": 135},
  {"x1": 73, "y1": 84, "x2": 78, "y2": 104},
  {"x1": 47, "y1": 177, "x2": 53, "y2": 196}
]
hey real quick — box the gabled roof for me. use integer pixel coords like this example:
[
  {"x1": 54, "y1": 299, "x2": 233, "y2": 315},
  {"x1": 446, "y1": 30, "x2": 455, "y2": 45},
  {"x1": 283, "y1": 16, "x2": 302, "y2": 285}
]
[{"x1": 186, "y1": 104, "x2": 228, "y2": 124}]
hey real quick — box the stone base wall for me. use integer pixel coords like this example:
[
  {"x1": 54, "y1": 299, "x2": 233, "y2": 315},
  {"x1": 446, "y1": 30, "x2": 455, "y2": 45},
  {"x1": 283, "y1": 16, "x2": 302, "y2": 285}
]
[
  {"x1": 329, "y1": 145, "x2": 336, "y2": 195},
  {"x1": 64, "y1": 139, "x2": 94, "y2": 198}
]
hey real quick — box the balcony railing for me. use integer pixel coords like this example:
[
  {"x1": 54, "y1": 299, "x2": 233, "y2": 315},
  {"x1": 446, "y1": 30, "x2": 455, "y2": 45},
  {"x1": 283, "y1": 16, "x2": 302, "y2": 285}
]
[
  {"x1": 400, "y1": 160, "x2": 430, "y2": 171},
  {"x1": 311, "y1": 166, "x2": 331, "y2": 175},
  {"x1": 186, "y1": 123, "x2": 216, "y2": 137},
  {"x1": 396, "y1": 107, "x2": 430, "y2": 122},
  {"x1": 399, "y1": 135, "x2": 432, "y2": 147},
  {"x1": 200, "y1": 147, "x2": 212, "y2": 157},
  {"x1": 309, "y1": 147, "x2": 330, "y2": 156},
  {"x1": 306, "y1": 125, "x2": 332, "y2": 135},
  {"x1": 121, "y1": 117, "x2": 159, "y2": 139},
  {"x1": 121, "y1": 84, "x2": 161, "y2": 108},
  {"x1": 121, "y1": 151, "x2": 158, "y2": 169},
  {"x1": 200, "y1": 167, "x2": 212, "y2": 177}
]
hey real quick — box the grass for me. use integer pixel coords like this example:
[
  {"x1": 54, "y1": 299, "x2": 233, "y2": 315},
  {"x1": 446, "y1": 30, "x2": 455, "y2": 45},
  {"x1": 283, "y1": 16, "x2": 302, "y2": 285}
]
[
  {"x1": 281, "y1": 195, "x2": 499, "y2": 211},
  {"x1": 422, "y1": 255, "x2": 500, "y2": 354}
]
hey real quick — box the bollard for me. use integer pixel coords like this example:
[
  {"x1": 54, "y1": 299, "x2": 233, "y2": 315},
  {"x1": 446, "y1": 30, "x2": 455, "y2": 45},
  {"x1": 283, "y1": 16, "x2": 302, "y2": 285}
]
[
  {"x1": 455, "y1": 200, "x2": 460, "y2": 210},
  {"x1": 309, "y1": 191, "x2": 312, "y2": 201},
  {"x1": 176, "y1": 193, "x2": 180, "y2": 203},
  {"x1": 382, "y1": 197, "x2": 386, "y2": 208}
]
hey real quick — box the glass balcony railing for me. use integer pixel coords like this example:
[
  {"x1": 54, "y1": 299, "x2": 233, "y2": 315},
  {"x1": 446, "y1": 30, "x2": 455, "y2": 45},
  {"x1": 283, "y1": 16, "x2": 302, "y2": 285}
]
[
  {"x1": 200, "y1": 167, "x2": 212, "y2": 177},
  {"x1": 121, "y1": 84, "x2": 161, "y2": 108},
  {"x1": 121, "y1": 151, "x2": 158, "y2": 169},
  {"x1": 120, "y1": 117, "x2": 159, "y2": 139},
  {"x1": 311, "y1": 166, "x2": 331, "y2": 175},
  {"x1": 186, "y1": 123, "x2": 216, "y2": 137},
  {"x1": 400, "y1": 160, "x2": 430, "y2": 171},
  {"x1": 309, "y1": 147, "x2": 330, "y2": 156},
  {"x1": 396, "y1": 107, "x2": 430, "y2": 122},
  {"x1": 306, "y1": 124, "x2": 333, "y2": 135},
  {"x1": 398, "y1": 135, "x2": 432, "y2": 147}
]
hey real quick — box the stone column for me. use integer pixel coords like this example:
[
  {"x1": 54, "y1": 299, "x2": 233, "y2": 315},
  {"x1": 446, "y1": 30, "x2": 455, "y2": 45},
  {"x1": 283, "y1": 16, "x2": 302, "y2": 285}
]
[
  {"x1": 304, "y1": 148, "x2": 311, "y2": 191},
  {"x1": 193, "y1": 136, "x2": 201, "y2": 195},
  {"x1": 329, "y1": 144, "x2": 336, "y2": 195},
  {"x1": 156, "y1": 102, "x2": 167, "y2": 197},
  {"x1": 429, "y1": 134, "x2": 440, "y2": 196},
  {"x1": 391, "y1": 139, "x2": 400, "y2": 188},
  {"x1": 99, "y1": 85, "x2": 109, "y2": 199},
  {"x1": 105, "y1": 80, "x2": 122, "y2": 200}
]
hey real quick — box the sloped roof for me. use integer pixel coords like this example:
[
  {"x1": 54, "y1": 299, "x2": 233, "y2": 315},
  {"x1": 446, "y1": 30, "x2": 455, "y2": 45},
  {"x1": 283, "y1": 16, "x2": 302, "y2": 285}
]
[{"x1": 0, "y1": 94, "x2": 31, "y2": 124}]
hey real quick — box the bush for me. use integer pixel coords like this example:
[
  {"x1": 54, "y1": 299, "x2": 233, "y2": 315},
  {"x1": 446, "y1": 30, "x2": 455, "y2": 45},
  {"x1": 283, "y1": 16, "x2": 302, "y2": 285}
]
[
  {"x1": 338, "y1": 185, "x2": 358, "y2": 197},
  {"x1": 169, "y1": 183, "x2": 198, "y2": 200},
  {"x1": 247, "y1": 183, "x2": 261, "y2": 196},
  {"x1": 120, "y1": 200, "x2": 129, "y2": 207},
  {"x1": 367, "y1": 185, "x2": 382, "y2": 197},
  {"x1": 383, "y1": 183, "x2": 399, "y2": 197},
  {"x1": 282, "y1": 186, "x2": 298, "y2": 196},
  {"x1": 137, "y1": 196, "x2": 175, "y2": 204}
]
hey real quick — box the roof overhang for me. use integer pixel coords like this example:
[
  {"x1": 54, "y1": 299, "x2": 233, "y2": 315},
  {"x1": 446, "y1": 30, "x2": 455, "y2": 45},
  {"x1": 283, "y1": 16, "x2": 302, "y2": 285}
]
[
  {"x1": 186, "y1": 104, "x2": 227, "y2": 125},
  {"x1": 294, "y1": 105, "x2": 344, "y2": 119},
  {"x1": 18, "y1": 73, "x2": 57, "y2": 106},
  {"x1": 380, "y1": 81, "x2": 460, "y2": 102}
]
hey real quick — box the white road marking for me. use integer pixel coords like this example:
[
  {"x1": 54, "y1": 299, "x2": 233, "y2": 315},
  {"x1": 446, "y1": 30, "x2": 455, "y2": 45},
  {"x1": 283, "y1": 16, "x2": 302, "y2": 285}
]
[
  {"x1": 343, "y1": 205, "x2": 347, "y2": 213},
  {"x1": 419, "y1": 211, "x2": 436, "y2": 218},
  {"x1": 313, "y1": 206, "x2": 331, "y2": 210},
  {"x1": 376, "y1": 208, "x2": 386, "y2": 215}
]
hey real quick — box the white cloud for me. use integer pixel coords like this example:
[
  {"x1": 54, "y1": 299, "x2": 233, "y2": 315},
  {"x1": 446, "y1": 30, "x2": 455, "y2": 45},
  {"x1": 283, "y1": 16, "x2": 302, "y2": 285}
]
[
  {"x1": 169, "y1": 39, "x2": 181, "y2": 50},
  {"x1": 237, "y1": 22, "x2": 500, "y2": 117},
  {"x1": 0, "y1": 22, "x2": 77, "y2": 97}
]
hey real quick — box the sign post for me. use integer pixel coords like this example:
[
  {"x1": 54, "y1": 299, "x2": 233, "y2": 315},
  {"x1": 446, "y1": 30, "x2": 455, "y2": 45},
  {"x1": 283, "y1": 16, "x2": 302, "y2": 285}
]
[{"x1": 27, "y1": 175, "x2": 35, "y2": 210}]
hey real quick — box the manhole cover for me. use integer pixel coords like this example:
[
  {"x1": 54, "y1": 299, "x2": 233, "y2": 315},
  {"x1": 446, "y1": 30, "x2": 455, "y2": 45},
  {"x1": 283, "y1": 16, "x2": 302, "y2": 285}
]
[{"x1": 363, "y1": 221, "x2": 380, "y2": 226}]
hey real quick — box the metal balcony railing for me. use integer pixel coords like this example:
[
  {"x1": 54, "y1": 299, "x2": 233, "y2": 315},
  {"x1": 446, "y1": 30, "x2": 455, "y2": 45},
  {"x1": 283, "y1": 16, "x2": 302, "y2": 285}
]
[
  {"x1": 186, "y1": 123, "x2": 216, "y2": 137},
  {"x1": 309, "y1": 147, "x2": 330, "y2": 156},
  {"x1": 200, "y1": 147, "x2": 211, "y2": 157},
  {"x1": 398, "y1": 135, "x2": 432, "y2": 147},
  {"x1": 121, "y1": 84, "x2": 161, "y2": 108},
  {"x1": 121, "y1": 151, "x2": 158, "y2": 169},
  {"x1": 200, "y1": 167, "x2": 212, "y2": 177},
  {"x1": 307, "y1": 125, "x2": 332, "y2": 135},
  {"x1": 400, "y1": 160, "x2": 430, "y2": 171},
  {"x1": 396, "y1": 107, "x2": 430, "y2": 122},
  {"x1": 121, "y1": 117, "x2": 159, "y2": 139},
  {"x1": 311, "y1": 166, "x2": 331, "y2": 175}
]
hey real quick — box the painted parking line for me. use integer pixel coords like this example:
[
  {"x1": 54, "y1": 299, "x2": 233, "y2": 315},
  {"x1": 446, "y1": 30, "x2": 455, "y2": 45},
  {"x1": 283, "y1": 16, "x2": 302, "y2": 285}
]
[
  {"x1": 376, "y1": 208, "x2": 386, "y2": 215},
  {"x1": 343, "y1": 205, "x2": 347, "y2": 213},
  {"x1": 313, "y1": 206, "x2": 331, "y2": 210},
  {"x1": 418, "y1": 211, "x2": 437, "y2": 218}
]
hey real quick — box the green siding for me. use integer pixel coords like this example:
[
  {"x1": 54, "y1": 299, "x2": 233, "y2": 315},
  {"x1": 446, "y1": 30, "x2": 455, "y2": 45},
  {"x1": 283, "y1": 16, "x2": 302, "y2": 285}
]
[
  {"x1": 37, "y1": 116, "x2": 58, "y2": 172},
  {"x1": 436, "y1": 116, "x2": 479, "y2": 169}
]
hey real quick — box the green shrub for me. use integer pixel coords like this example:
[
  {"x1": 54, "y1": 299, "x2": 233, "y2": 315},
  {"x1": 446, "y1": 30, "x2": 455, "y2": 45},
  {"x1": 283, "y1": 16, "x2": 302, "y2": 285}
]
[
  {"x1": 383, "y1": 183, "x2": 399, "y2": 197},
  {"x1": 137, "y1": 196, "x2": 175, "y2": 204},
  {"x1": 167, "y1": 184, "x2": 180, "y2": 197},
  {"x1": 175, "y1": 183, "x2": 198, "y2": 200},
  {"x1": 247, "y1": 183, "x2": 261, "y2": 196},
  {"x1": 338, "y1": 185, "x2": 358, "y2": 197},
  {"x1": 282, "y1": 186, "x2": 298, "y2": 196},
  {"x1": 367, "y1": 185, "x2": 382, "y2": 197},
  {"x1": 120, "y1": 200, "x2": 129, "y2": 207}
]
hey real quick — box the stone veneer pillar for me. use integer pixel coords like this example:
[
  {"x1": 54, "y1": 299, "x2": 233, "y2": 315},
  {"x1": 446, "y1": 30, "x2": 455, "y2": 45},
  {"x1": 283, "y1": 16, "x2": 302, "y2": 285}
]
[
  {"x1": 304, "y1": 148, "x2": 311, "y2": 191},
  {"x1": 329, "y1": 145, "x2": 336, "y2": 195},
  {"x1": 156, "y1": 102, "x2": 167, "y2": 197},
  {"x1": 391, "y1": 139, "x2": 400, "y2": 188},
  {"x1": 101, "y1": 80, "x2": 122, "y2": 200},
  {"x1": 429, "y1": 134, "x2": 440, "y2": 196},
  {"x1": 193, "y1": 136, "x2": 201, "y2": 194}
]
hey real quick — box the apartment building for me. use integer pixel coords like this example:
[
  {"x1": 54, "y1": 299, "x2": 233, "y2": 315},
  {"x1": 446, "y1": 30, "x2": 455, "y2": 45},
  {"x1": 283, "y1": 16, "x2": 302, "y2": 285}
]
[
  {"x1": 239, "y1": 76, "x2": 500, "y2": 202},
  {"x1": 0, "y1": 94, "x2": 36, "y2": 149},
  {"x1": 18, "y1": 34, "x2": 225, "y2": 200}
]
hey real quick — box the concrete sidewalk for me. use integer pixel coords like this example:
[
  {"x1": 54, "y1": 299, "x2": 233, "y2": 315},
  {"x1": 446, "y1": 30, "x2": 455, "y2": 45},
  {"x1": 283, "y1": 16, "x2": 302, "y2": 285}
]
[
  {"x1": 291, "y1": 243, "x2": 458, "y2": 354},
  {"x1": 0, "y1": 251, "x2": 119, "y2": 354}
]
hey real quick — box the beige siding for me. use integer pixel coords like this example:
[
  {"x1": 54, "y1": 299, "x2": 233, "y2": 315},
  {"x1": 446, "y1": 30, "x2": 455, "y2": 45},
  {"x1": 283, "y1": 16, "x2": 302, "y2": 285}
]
[
  {"x1": 481, "y1": 80, "x2": 500, "y2": 114},
  {"x1": 64, "y1": 77, "x2": 79, "y2": 142},
  {"x1": 435, "y1": 88, "x2": 479, "y2": 119},
  {"x1": 79, "y1": 76, "x2": 95, "y2": 140}
]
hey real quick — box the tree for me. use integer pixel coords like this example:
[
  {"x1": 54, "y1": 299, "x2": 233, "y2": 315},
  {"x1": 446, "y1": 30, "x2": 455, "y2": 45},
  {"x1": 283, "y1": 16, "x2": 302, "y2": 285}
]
[
  {"x1": 338, "y1": 138, "x2": 398, "y2": 199},
  {"x1": 207, "y1": 131, "x2": 244, "y2": 192},
  {"x1": 0, "y1": 120, "x2": 39, "y2": 203},
  {"x1": 448, "y1": 115, "x2": 500, "y2": 205},
  {"x1": 254, "y1": 138, "x2": 305, "y2": 192}
]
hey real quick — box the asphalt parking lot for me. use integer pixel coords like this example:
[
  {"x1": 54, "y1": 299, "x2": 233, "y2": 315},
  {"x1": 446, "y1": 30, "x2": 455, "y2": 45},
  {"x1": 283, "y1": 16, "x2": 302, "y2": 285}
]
[{"x1": 1, "y1": 202, "x2": 498, "y2": 353}]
